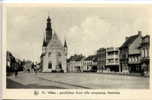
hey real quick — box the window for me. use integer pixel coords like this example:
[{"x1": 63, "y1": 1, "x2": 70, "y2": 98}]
[
  {"x1": 135, "y1": 57, "x2": 137, "y2": 62},
  {"x1": 58, "y1": 63, "x2": 62, "y2": 69},
  {"x1": 115, "y1": 51, "x2": 118, "y2": 55},
  {"x1": 108, "y1": 59, "x2": 114, "y2": 63},
  {"x1": 145, "y1": 49, "x2": 148, "y2": 57},
  {"x1": 133, "y1": 57, "x2": 135, "y2": 62},
  {"x1": 131, "y1": 57, "x2": 133, "y2": 62},
  {"x1": 48, "y1": 62, "x2": 52, "y2": 69},
  {"x1": 48, "y1": 52, "x2": 51, "y2": 57},
  {"x1": 57, "y1": 52, "x2": 61, "y2": 57},
  {"x1": 115, "y1": 59, "x2": 119, "y2": 63},
  {"x1": 129, "y1": 58, "x2": 131, "y2": 62},
  {"x1": 141, "y1": 49, "x2": 144, "y2": 57}
]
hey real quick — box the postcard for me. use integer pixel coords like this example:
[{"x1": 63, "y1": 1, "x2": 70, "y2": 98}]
[{"x1": 1, "y1": 3, "x2": 152, "y2": 100}]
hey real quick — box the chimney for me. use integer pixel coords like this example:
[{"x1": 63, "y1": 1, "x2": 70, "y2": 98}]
[{"x1": 138, "y1": 31, "x2": 142, "y2": 36}]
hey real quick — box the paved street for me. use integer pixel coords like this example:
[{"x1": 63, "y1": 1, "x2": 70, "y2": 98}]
[{"x1": 7, "y1": 72, "x2": 149, "y2": 89}]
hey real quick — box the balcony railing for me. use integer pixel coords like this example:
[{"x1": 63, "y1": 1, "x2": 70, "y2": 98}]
[
  {"x1": 106, "y1": 62, "x2": 119, "y2": 66},
  {"x1": 128, "y1": 60, "x2": 141, "y2": 64}
]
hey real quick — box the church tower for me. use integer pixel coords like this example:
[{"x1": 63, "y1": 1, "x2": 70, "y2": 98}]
[
  {"x1": 45, "y1": 16, "x2": 53, "y2": 46},
  {"x1": 42, "y1": 37, "x2": 46, "y2": 54},
  {"x1": 64, "y1": 40, "x2": 68, "y2": 56},
  {"x1": 41, "y1": 16, "x2": 68, "y2": 73}
]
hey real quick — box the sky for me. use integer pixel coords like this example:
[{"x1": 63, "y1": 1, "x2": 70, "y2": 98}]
[{"x1": 6, "y1": 4, "x2": 152, "y2": 62}]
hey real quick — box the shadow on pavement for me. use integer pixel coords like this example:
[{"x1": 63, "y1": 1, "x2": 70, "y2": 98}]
[
  {"x1": 6, "y1": 78, "x2": 65, "y2": 89},
  {"x1": 7, "y1": 78, "x2": 28, "y2": 88},
  {"x1": 39, "y1": 77, "x2": 90, "y2": 89},
  {"x1": 26, "y1": 84, "x2": 65, "y2": 89}
]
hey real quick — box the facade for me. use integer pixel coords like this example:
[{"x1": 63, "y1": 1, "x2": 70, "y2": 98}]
[
  {"x1": 83, "y1": 55, "x2": 97, "y2": 72},
  {"x1": 96, "y1": 48, "x2": 106, "y2": 72},
  {"x1": 40, "y1": 16, "x2": 68, "y2": 72},
  {"x1": 119, "y1": 46, "x2": 129, "y2": 73},
  {"x1": 6, "y1": 51, "x2": 16, "y2": 72},
  {"x1": 106, "y1": 47, "x2": 120, "y2": 72},
  {"x1": 6, "y1": 51, "x2": 24, "y2": 74},
  {"x1": 120, "y1": 31, "x2": 150, "y2": 74},
  {"x1": 127, "y1": 32, "x2": 142, "y2": 73},
  {"x1": 67, "y1": 54, "x2": 85, "y2": 72},
  {"x1": 119, "y1": 33, "x2": 140, "y2": 73},
  {"x1": 140, "y1": 35, "x2": 150, "y2": 75},
  {"x1": 119, "y1": 32, "x2": 141, "y2": 73},
  {"x1": 6, "y1": 51, "x2": 13, "y2": 69},
  {"x1": 23, "y1": 60, "x2": 33, "y2": 72}
]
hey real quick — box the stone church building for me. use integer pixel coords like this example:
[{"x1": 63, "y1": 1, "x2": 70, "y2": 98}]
[{"x1": 40, "y1": 16, "x2": 68, "y2": 72}]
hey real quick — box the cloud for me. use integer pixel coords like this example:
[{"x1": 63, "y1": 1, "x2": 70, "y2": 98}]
[
  {"x1": 7, "y1": 6, "x2": 152, "y2": 61},
  {"x1": 7, "y1": 11, "x2": 44, "y2": 61},
  {"x1": 66, "y1": 16, "x2": 114, "y2": 56}
]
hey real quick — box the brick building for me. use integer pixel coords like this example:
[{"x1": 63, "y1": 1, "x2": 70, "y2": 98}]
[
  {"x1": 120, "y1": 31, "x2": 150, "y2": 74},
  {"x1": 96, "y1": 48, "x2": 106, "y2": 72}
]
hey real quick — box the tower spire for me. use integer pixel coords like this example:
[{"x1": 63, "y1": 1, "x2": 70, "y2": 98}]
[
  {"x1": 48, "y1": 11, "x2": 50, "y2": 17},
  {"x1": 46, "y1": 16, "x2": 52, "y2": 31},
  {"x1": 45, "y1": 16, "x2": 53, "y2": 46},
  {"x1": 42, "y1": 36, "x2": 46, "y2": 47},
  {"x1": 64, "y1": 40, "x2": 67, "y2": 48}
]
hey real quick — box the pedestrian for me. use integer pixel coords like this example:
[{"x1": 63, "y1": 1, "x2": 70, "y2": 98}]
[
  {"x1": 34, "y1": 65, "x2": 38, "y2": 74},
  {"x1": 14, "y1": 63, "x2": 18, "y2": 77},
  {"x1": 31, "y1": 63, "x2": 35, "y2": 73},
  {"x1": 15, "y1": 69, "x2": 18, "y2": 77}
]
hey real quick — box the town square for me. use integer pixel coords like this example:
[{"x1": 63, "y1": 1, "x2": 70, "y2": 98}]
[{"x1": 7, "y1": 72, "x2": 149, "y2": 89}]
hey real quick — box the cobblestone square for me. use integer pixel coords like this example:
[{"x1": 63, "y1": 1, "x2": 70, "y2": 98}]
[{"x1": 7, "y1": 72, "x2": 149, "y2": 89}]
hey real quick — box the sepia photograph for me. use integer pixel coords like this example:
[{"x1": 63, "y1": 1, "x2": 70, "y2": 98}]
[{"x1": 5, "y1": 4, "x2": 151, "y2": 90}]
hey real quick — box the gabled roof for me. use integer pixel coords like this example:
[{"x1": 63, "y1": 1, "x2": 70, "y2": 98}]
[
  {"x1": 97, "y1": 48, "x2": 106, "y2": 52},
  {"x1": 120, "y1": 35, "x2": 138, "y2": 48},
  {"x1": 64, "y1": 40, "x2": 67, "y2": 48},
  {"x1": 68, "y1": 54, "x2": 85, "y2": 62},
  {"x1": 47, "y1": 32, "x2": 64, "y2": 49},
  {"x1": 7, "y1": 51, "x2": 13, "y2": 57},
  {"x1": 85, "y1": 55, "x2": 97, "y2": 62}
]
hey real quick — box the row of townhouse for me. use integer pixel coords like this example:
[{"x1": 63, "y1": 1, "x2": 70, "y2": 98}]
[
  {"x1": 67, "y1": 54, "x2": 97, "y2": 72},
  {"x1": 67, "y1": 48, "x2": 119, "y2": 73},
  {"x1": 67, "y1": 54, "x2": 85, "y2": 72},
  {"x1": 97, "y1": 31, "x2": 150, "y2": 75},
  {"x1": 67, "y1": 31, "x2": 150, "y2": 75},
  {"x1": 6, "y1": 51, "x2": 24, "y2": 75},
  {"x1": 6, "y1": 51, "x2": 39, "y2": 74}
]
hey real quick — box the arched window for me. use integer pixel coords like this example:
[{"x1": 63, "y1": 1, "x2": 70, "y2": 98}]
[
  {"x1": 58, "y1": 63, "x2": 62, "y2": 69},
  {"x1": 48, "y1": 62, "x2": 52, "y2": 69}
]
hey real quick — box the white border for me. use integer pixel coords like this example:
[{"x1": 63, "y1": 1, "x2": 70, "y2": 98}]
[{"x1": 1, "y1": 0, "x2": 152, "y2": 4}]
